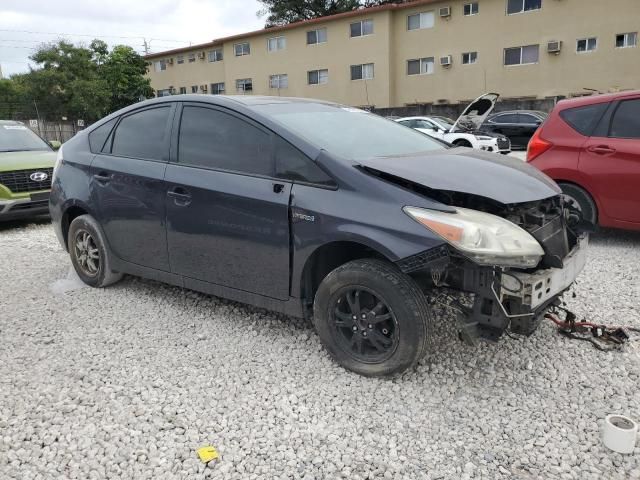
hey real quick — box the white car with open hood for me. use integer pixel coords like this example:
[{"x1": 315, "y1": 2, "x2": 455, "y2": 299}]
[{"x1": 395, "y1": 93, "x2": 511, "y2": 154}]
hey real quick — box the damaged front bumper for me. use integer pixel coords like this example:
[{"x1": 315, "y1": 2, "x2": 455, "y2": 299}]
[{"x1": 399, "y1": 233, "x2": 589, "y2": 343}]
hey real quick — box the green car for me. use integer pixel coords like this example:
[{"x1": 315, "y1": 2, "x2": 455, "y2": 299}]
[{"x1": 0, "y1": 120, "x2": 57, "y2": 221}]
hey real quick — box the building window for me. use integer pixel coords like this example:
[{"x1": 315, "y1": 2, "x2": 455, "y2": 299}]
[
  {"x1": 211, "y1": 83, "x2": 225, "y2": 95},
  {"x1": 462, "y1": 51, "x2": 478, "y2": 64},
  {"x1": 236, "y1": 78, "x2": 253, "y2": 93},
  {"x1": 308, "y1": 69, "x2": 329, "y2": 85},
  {"x1": 350, "y1": 19, "x2": 374, "y2": 37},
  {"x1": 177, "y1": 55, "x2": 184, "y2": 65},
  {"x1": 234, "y1": 42, "x2": 251, "y2": 56},
  {"x1": 576, "y1": 37, "x2": 597, "y2": 53},
  {"x1": 407, "y1": 57, "x2": 434, "y2": 75},
  {"x1": 153, "y1": 60, "x2": 167, "y2": 72},
  {"x1": 307, "y1": 28, "x2": 328, "y2": 45},
  {"x1": 504, "y1": 44, "x2": 539, "y2": 65},
  {"x1": 156, "y1": 89, "x2": 171, "y2": 97},
  {"x1": 208, "y1": 49, "x2": 223, "y2": 62},
  {"x1": 407, "y1": 12, "x2": 435, "y2": 30},
  {"x1": 190, "y1": 85, "x2": 198, "y2": 93},
  {"x1": 464, "y1": 2, "x2": 479, "y2": 15},
  {"x1": 506, "y1": 0, "x2": 541, "y2": 14},
  {"x1": 351, "y1": 63, "x2": 374, "y2": 80},
  {"x1": 616, "y1": 32, "x2": 637, "y2": 48},
  {"x1": 188, "y1": 53, "x2": 196, "y2": 63},
  {"x1": 269, "y1": 74, "x2": 288, "y2": 89},
  {"x1": 179, "y1": 86, "x2": 186, "y2": 94},
  {"x1": 267, "y1": 36, "x2": 286, "y2": 52}
]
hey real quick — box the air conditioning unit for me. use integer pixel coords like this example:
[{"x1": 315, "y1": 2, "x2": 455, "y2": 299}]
[
  {"x1": 440, "y1": 55, "x2": 452, "y2": 67},
  {"x1": 198, "y1": 52, "x2": 206, "y2": 60},
  {"x1": 167, "y1": 58, "x2": 174, "y2": 65},
  {"x1": 200, "y1": 84, "x2": 208, "y2": 93},
  {"x1": 439, "y1": 6, "x2": 451, "y2": 17},
  {"x1": 547, "y1": 40, "x2": 562, "y2": 54}
]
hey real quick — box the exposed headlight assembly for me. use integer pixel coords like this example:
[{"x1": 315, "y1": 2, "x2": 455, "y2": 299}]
[
  {"x1": 476, "y1": 136, "x2": 494, "y2": 141},
  {"x1": 403, "y1": 206, "x2": 544, "y2": 268}
]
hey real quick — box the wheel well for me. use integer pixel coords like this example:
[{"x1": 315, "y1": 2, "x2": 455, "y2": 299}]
[
  {"x1": 556, "y1": 180, "x2": 598, "y2": 220},
  {"x1": 453, "y1": 139, "x2": 472, "y2": 147},
  {"x1": 61, "y1": 206, "x2": 88, "y2": 249},
  {"x1": 300, "y1": 241, "x2": 389, "y2": 311}
]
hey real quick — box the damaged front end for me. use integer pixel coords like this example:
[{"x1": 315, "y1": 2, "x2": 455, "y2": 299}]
[{"x1": 397, "y1": 193, "x2": 590, "y2": 344}]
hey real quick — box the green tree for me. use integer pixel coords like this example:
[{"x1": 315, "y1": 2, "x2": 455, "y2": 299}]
[
  {"x1": 0, "y1": 39, "x2": 153, "y2": 122},
  {"x1": 258, "y1": 0, "x2": 416, "y2": 26}
]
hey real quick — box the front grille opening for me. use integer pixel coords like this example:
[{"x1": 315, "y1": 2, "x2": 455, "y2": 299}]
[{"x1": 0, "y1": 168, "x2": 53, "y2": 193}]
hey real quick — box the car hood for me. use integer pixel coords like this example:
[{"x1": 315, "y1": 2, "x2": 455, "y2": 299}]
[
  {"x1": 0, "y1": 150, "x2": 56, "y2": 171},
  {"x1": 358, "y1": 148, "x2": 561, "y2": 205},
  {"x1": 451, "y1": 93, "x2": 499, "y2": 133}
]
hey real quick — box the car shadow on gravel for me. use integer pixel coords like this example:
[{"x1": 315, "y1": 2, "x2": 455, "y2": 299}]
[
  {"x1": 590, "y1": 227, "x2": 640, "y2": 245},
  {"x1": 0, "y1": 216, "x2": 51, "y2": 232}
]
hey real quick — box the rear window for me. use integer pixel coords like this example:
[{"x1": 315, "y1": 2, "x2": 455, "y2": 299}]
[
  {"x1": 88, "y1": 118, "x2": 117, "y2": 153},
  {"x1": 559, "y1": 103, "x2": 608, "y2": 136}
]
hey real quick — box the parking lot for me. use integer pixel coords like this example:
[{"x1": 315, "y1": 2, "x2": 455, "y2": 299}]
[{"x1": 0, "y1": 220, "x2": 638, "y2": 480}]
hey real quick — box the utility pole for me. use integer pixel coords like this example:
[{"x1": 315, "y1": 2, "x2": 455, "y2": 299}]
[{"x1": 142, "y1": 39, "x2": 150, "y2": 55}]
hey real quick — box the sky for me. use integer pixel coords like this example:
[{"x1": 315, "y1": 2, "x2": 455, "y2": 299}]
[{"x1": 0, "y1": 0, "x2": 264, "y2": 78}]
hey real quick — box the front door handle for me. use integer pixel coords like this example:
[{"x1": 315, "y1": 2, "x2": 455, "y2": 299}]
[
  {"x1": 587, "y1": 145, "x2": 616, "y2": 155},
  {"x1": 167, "y1": 187, "x2": 192, "y2": 206}
]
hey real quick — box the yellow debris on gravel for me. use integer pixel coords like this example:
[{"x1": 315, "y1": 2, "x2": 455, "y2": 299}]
[{"x1": 196, "y1": 446, "x2": 219, "y2": 463}]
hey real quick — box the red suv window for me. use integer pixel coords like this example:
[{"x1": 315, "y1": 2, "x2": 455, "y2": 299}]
[{"x1": 559, "y1": 103, "x2": 608, "y2": 136}]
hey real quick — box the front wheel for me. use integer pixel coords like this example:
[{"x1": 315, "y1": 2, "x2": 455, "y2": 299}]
[
  {"x1": 313, "y1": 259, "x2": 432, "y2": 377},
  {"x1": 68, "y1": 214, "x2": 123, "y2": 288},
  {"x1": 453, "y1": 139, "x2": 473, "y2": 148}
]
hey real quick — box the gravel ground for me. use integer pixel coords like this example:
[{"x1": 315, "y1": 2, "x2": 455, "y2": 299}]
[{"x1": 1, "y1": 220, "x2": 639, "y2": 480}]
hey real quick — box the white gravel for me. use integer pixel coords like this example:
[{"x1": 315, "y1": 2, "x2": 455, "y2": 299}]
[{"x1": 1, "y1": 220, "x2": 639, "y2": 480}]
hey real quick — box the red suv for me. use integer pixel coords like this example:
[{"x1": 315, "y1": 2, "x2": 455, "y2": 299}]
[{"x1": 527, "y1": 91, "x2": 640, "y2": 231}]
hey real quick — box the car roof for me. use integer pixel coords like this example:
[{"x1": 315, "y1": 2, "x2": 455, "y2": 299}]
[
  {"x1": 489, "y1": 110, "x2": 546, "y2": 116},
  {"x1": 556, "y1": 90, "x2": 640, "y2": 109},
  {"x1": 0, "y1": 120, "x2": 25, "y2": 126}
]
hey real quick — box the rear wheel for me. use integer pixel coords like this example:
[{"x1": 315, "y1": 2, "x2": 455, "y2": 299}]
[
  {"x1": 558, "y1": 183, "x2": 598, "y2": 225},
  {"x1": 68, "y1": 214, "x2": 123, "y2": 288},
  {"x1": 313, "y1": 259, "x2": 432, "y2": 377}
]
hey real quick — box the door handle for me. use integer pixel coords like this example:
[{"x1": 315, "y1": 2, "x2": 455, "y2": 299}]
[
  {"x1": 93, "y1": 172, "x2": 111, "y2": 183},
  {"x1": 587, "y1": 145, "x2": 616, "y2": 155},
  {"x1": 167, "y1": 187, "x2": 192, "y2": 206}
]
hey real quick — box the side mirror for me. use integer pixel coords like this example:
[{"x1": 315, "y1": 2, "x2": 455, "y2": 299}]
[{"x1": 49, "y1": 140, "x2": 61, "y2": 151}]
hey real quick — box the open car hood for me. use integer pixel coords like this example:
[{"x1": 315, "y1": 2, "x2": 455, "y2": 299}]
[
  {"x1": 451, "y1": 93, "x2": 499, "y2": 133},
  {"x1": 358, "y1": 148, "x2": 561, "y2": 205}
]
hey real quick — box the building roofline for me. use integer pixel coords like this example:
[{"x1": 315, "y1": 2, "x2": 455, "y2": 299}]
[{"x1": 145, "y1": 0, "x2": 440, "y2": 59}]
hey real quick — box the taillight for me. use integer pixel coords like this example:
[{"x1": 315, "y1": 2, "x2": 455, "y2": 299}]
[{"x1": 526, "y1": 128, "x2": 552, "y2": 162}]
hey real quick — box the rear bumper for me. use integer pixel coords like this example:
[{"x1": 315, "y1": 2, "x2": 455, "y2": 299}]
[{"x1": 0, "y1": 194, "x2": 50, "y2": 221}]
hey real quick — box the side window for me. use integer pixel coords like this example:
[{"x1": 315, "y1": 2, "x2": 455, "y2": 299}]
[
  {"x1": 178, "y1": 106, "x2": 272, "y2": 176},
  {"x1": 609, "y1": 99, "x2": 640, "y2": 139},
  {"x1": 560, "y1": 103, "x2": 608, "y2": 136},
  {"x1": 111, "y1": 107, "x2": 171, "y2": 160},
  {"x1": 274, "y1": 137, "x2": 335, "y2": 186},
  {"x1": 494, "y1": 114, "x2": 518, "y2": 123},
  {"x1": 519, "y1": 114, "x2": 541, "y2": 124},
  {"x1": 88, "y1": 118, "x2": 117, "y2": 153}
]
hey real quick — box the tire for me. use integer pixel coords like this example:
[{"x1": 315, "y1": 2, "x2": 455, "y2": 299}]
[
  {"x1": 558, "y1": 183, "x2": 598, "y2": 225},
  {"x1": 68, "y1": 214, "x2": 123, "y2": 288},
  {"x1": 453, "y1": 139, "x2": 473, "y2": 148},
  {"x1": 313, "y1": 259, "x2": 432, "y2": 377}
]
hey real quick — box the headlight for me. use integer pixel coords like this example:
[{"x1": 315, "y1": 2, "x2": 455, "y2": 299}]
[
  {"x1": 52, "y1": 144, "x2": 64, "y2": 182},
  {"x1": 476, "y1": 136, "x2": 494, "y2": 141},
  {"x1": 403, "y1": 206, "x2": 544, "y2": 268}
]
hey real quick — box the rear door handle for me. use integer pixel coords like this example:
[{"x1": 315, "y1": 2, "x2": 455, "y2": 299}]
[
  {"x1": 167, "y1": 187, "x2": 192, "y2": 206},
  {"x1": 93, "y1": 172, "x2": 111, "y2": 183},
  {"x1": 587, "y1": 145, "x2": 616, "y2": 155}
]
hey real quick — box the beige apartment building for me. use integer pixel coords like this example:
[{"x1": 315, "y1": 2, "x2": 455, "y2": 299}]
[{"x1": 145, "y1": 0, "x2": 640, "y2": 109}]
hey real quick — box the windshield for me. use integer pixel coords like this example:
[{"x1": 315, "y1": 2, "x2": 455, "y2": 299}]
[
  {"x1": 254, "y1": 103, "x2": 445, "y2": 159},
  {"x1": 430, "y1": 117, "x2": 454, "y2": 129},
  {"x1": 0, "y1": 124, "x2": 51, "y2": 152}
]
